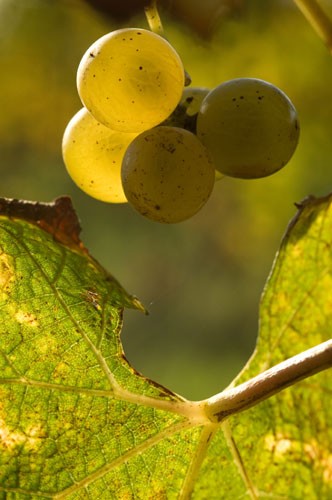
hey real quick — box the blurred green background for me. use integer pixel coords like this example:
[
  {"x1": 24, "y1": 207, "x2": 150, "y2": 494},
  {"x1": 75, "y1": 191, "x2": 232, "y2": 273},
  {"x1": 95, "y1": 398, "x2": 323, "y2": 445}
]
[{"x1": 1, "y1": 0, "x2": 332, "y2": 400}]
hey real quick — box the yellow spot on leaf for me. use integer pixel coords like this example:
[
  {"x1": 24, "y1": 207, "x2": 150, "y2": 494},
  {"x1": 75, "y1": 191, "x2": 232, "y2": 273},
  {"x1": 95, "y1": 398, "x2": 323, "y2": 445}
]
[
  {"x1": 15, "y1": 310, "x2": 38, "y2": 327},
  {"x1": 265, "y1": 434, "x2": 332, "y2": 483},
  {"x1": 290, "y1": 243, "x2": 303, "y2": 258},
  {"x1": 53, "y1": 361, "x2": 70, "y2": 380},
  {"x1": 0, "y1": 418, "x2": 42, "y2": 451},
  {"x1": 264, "y1": 433, "x2": 292, "y2": 457},
  {"x1": 269, "y1": 292, "x2": 289, "y2": 316},
  {"x1": 0, "y1": 418, "x2": 25, "y2": 449},
  {"x1": 0, "y1": 253, "x2": 14, "y2": 293},
  {"x1": 304, "y1": 439, "x2": 332, "y2": 484},
  {"x1": 34, "y1": 333, "x2": 58, "y2": 355}
]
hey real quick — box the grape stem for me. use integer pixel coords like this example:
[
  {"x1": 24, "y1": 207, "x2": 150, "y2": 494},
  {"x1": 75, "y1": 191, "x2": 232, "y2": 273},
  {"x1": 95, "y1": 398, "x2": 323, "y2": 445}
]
[
  {"x1": 144, "y1": 0, "x2": 164, "y2": 36},
  {"x1": 144, "y1": 0, "x2": 191, "y2": 85},
  {"x1": 203, "y1": 339, "x2": 332, "y2": 422},
  {"x1": 293, "y1": 0, "x2": 332, "y2": 53}
]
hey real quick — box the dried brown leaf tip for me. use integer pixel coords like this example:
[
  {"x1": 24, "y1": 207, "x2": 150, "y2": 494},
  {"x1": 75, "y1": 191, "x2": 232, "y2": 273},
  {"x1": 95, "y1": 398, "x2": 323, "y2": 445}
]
[{"x1": 0, "y1": 196, "x2": 87, "y2": 252}]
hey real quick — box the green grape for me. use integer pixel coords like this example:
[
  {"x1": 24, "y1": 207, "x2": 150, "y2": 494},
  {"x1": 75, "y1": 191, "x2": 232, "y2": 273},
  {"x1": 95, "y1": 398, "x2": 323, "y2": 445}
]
[
  {"x1": 197, "y1": 78, "x2": 300, "y2": 179},
  {"x1": 181, "y1": 86, "x2": 210, "y2": 116},
  {"x1": 121, "y1": 126, "x2": 215, "y2": 223},
  {"x1": 62, "y1": 108, "x2": 138, "y2": 203},
  {"x1": 161, "y1": 86, "x2": 210, "y2": 132},
  {"x1": 181, "y1": 87, "x2": 224, "y2": 182},
  {"x1": 77, "y1": 28, "x2": 185, "y2": 133}
]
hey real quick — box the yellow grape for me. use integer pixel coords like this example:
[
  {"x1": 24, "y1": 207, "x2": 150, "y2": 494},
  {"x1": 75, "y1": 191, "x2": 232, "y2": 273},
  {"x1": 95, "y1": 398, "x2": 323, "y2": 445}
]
[
  {"x1": 197, "y1": 78, "x2": 300, "y2": 179},
  {"x1": 77, "y1": 28, "x2": 185, "y2": 133},
  {"x1": 62, "y1": 108, "x2": 137, "y2": 203},
  {"x1": 121, "y1": 126, "x2": 215, "y2": 223}
]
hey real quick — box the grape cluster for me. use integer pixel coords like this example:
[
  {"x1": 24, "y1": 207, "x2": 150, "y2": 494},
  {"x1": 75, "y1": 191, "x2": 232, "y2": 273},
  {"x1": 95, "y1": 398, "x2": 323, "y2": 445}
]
[{"x1": 62, "y1": 27, "x2": 300, "y2": 223}]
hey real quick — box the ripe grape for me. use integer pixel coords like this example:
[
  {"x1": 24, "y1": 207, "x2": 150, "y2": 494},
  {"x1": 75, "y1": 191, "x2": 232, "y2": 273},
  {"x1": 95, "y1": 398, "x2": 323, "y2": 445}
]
[
  {"x1": 121, "y1": 126, "x2": 215, "y2": 223},
  {"x1": 77, "y1": 28, "x2": 184, "y2": 133},
  {"x1": 197, "y1": 78, "x2": 300, "y2": 179},
  {"x1": 62, "y1": 108, "x2": 137, "y2": 203}
]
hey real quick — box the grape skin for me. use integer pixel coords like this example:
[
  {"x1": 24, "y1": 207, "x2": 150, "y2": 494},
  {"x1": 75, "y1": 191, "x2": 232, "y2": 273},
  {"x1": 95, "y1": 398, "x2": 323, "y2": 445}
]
[
  {"x1": 181, "y1": 86, "x2": 210, "y2": 116},
  {"x1": 121, "y1": 126, "x2": 215, "y2": 223},
  {"x1": 77, "y1": 28, "x2": 185, "y2": 133},
  {"x1": 162, "y1": 86, "x2": 210, "y2": 132},
  {"x1": 62, "y1": 108, "x2": 138, "y2": 203},
  {"x1": 197, "y1": 78, "x2": 300, "y2": 179}
]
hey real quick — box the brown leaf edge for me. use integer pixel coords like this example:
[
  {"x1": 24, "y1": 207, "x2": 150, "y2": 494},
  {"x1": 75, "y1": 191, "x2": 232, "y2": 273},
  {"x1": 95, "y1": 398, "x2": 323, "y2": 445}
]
[
  {"x1": 0, "y1": 195, "x2": 147, "y2": 314},
  {"x1": 0, "y1": 195, "x2": 86, "y2": 253},
  {"x1": 285, "y1": 193, "x2": 332, "y2": 240}
]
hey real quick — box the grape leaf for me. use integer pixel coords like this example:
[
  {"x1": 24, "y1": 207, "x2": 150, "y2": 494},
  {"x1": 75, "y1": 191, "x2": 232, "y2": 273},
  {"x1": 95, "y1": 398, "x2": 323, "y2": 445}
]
[{"x1": 0, "y1": 195, "x2": 331, "y2": 499}]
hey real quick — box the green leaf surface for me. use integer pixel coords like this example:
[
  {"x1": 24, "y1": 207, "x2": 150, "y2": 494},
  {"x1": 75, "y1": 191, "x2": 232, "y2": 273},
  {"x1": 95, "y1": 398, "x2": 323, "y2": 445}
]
[
  {"x1": 221, "y1": 194, "x2": 332, "y2": 499},
  {"x1": 0, "y1": 195, "x2": 331, "y2": 499}
]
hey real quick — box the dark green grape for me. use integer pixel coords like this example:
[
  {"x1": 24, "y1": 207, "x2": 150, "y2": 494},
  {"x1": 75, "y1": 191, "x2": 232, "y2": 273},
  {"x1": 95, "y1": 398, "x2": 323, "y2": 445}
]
[{"x1": 197, "y1": 78, "x2": 300, "y2": 179}]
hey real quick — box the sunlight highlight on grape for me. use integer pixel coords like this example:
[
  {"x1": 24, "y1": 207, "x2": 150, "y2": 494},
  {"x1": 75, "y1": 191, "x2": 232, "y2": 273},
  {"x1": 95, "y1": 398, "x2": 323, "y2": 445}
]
[
  {"x1": 77, "y1": 28, "x2": 185, "y2": 133},
  {"x1": 62, "y1": 108, "x2": 138, "y2": 202}
]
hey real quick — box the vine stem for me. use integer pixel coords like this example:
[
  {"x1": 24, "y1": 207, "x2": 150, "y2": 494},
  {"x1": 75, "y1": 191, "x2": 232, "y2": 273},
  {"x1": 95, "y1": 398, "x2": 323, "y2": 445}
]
[
  {"x1": 144, "y1": 0, "x2": 164, "y2": 36},
  {"x1": 203, "y1": 339, "x2": 332, "y2": 423},
  {"x1": 144, "y1": 0, "x2": 192, "y2": 85},
  {"x1": 293, "y1": 0, "x2": 332, "y2": 53}
]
